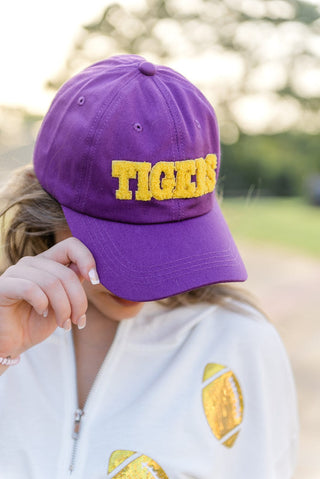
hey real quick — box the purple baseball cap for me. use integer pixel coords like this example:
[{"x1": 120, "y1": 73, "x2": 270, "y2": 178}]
[{"x1": 33, "y1": 54, "x2": 247, "y2": 301}]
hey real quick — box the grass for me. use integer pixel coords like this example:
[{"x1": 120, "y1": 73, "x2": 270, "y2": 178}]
[{"x1": 221, "y1": 197, "x2": 320, "y2": 258}]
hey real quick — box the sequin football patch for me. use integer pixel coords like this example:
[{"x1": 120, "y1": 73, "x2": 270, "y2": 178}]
[
  {"x1": 107, "y1": 450, "x2": 169, "y2": 479},
  {"x1": 202, "y1": 363, "x2": 244, "y2": 448}
]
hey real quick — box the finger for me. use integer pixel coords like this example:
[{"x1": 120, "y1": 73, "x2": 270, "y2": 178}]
[
  {"x1": 68, "y1": 263, "x2": 85, "y2": 283},
  {"x1": 38, "y1": 237, "x2": 100, "y2": 285},
  {"x1": 5, "y1": 265, "x2": 72, "y2": 328},
  {"x1": 0, "y1": 277, "x2": 48, "y2": 316},
  {"x1": 17, "y1": 256, "x2": 88, "y2": 325}
]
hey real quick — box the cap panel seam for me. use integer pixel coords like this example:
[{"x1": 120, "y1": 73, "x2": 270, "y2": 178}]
[
  {"x1": 79, "y1": 70, "x2": 141, "y2": 210},
  {"x1": 153, "y1": 76, "x2": 185, "y2": 158},
  {"x1": 153, "y1": 75, "x2": 185, "y2": 221},
  {"x1": 67, "y1": 75, "x2": 111, "y2": 207},
  {"x1": 35, "y1": 74, "x2": 96, "y2": 197}
]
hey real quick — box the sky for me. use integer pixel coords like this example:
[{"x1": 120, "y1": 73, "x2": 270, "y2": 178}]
[{"x1": 0, "y1": 0, "x2": 127, "y2": 113}]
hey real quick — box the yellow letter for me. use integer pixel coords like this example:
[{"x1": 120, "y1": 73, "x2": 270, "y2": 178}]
[
  {"x1": 150, "y1": 161, "x2": 176, "y2": 200},
  {"x1": 194, "y1": 157, "x2": 207, "y2": 197},
  {"x1": 112, "y1": 161, "x2": 136, "y2": 199},
  {"x1": 112, "y1": 161, "x2": 152, "y2": 200},
  {"x1": 135, "y1": 163, "x2": 152, "y2": 201},
  {"x1": 173, "y1": 159, "x2": 196, "y2": 198},
  {"x1": 204, "y1": 154, "x2": 217, "y2": 194}
]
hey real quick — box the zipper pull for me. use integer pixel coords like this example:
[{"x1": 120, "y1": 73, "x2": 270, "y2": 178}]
[{"x1": 72, "y1": 408, "x2": 84, "y2": 440}]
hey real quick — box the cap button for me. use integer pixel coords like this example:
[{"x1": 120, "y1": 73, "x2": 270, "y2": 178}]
[{"x1": 139, "y1": 61, "x2": 156, "y2": 76}]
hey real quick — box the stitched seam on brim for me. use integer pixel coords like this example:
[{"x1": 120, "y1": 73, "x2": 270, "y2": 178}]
[
  {"x1": 108, "y1": 262, "x2": 242, "y2": 286},
  {"x1": 86, "y1": 221, "x2": 238, "y2": 276},
  {"x1": 92, "y1": 237, "x2": 241, "y2": 282},
  {"x1": 96, "y1": 222, "x2": 235, "y2": 269}
]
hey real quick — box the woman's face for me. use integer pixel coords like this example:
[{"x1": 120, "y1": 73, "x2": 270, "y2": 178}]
[
  {"x1": 82, "y1": 280, "x2": 145, "y2": 321},
  {"x1": 55, "y1": 227, "x2": 145, "y2": 322}
]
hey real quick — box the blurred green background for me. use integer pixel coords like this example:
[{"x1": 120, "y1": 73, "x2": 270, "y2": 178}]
[{"x1": 0, "y1": 1, "x2": 319, "y2": 477}]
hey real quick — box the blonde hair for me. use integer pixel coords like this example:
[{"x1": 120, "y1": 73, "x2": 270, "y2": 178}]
[
  {"x1": 0, "y1": 164, "x2": 263, "y2": 317},
  {"x1": 0, "y1": 164, "x2": 68, "y2": 272}
]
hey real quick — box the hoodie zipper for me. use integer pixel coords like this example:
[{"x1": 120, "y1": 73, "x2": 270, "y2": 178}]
[
  {"x1": 66, "y1": 318, "x2": 130, "y2": 475},
  {"x1": 69, "y1": 408, "x2": 84, "y2": 473},
  {"x1": 68, "y1": 352, "x2": 109, "y2": 475}
]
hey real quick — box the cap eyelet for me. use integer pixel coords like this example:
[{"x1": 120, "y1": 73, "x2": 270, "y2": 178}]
[
  {"x1": 133, "y1": 122, "x2": 143, "y2": 132},
  {"x1": 77, "y1": 96, "x2": 85, "y2": 106}
]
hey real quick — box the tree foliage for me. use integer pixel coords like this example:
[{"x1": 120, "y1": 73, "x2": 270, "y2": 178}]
[
  {"x1": 48, "y1": 0, "x2": 320, "y2": 136},
  {"x1": 220, "y1": 131, "x2": 320, "y2": 197}
]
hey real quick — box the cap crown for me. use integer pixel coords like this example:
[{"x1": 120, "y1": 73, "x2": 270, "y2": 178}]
[{"x1": 34, "y1": 55, "x2": 220, "y2": 224}]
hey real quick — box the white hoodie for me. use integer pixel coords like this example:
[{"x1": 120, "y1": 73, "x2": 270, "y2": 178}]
[{"x1": 0, "y1": 301, "x2": 299, "y2": 479}]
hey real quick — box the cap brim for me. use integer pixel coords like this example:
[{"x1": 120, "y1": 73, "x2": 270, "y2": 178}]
[{"x1": 61, "y1": 199, "x2": 247, "y2": 302}]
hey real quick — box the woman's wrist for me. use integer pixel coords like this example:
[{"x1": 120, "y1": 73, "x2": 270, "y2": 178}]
[{"x1": 0, "y1": 355, "x2": 21, "y2": 366}]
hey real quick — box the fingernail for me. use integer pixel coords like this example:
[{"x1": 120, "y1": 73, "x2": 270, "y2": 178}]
[
  {"x1": 63, "y1": 319, "x2": 72, "y2": 332},
  {"x1": 88, "y1": 268, "x2": 100, "y2": 285},
  {"x1": 42, "y1": 308, "x2": 48, "y2": 318},
  {"x1": 77, "y1": 314, "x2": 86, "y2": 330}
]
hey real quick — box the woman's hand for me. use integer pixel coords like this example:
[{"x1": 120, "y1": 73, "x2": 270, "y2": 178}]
[{"x1": 0, "y1": 237, "x2": 99, "y2": 361}]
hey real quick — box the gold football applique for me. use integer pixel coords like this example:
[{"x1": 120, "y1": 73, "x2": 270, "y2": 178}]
[
  {"x1": 202, "y1": 363, "x2": 244, "y2": 448},
  {"x1": 107, "y1": 450, "x2": 169, "y2": 479}
]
